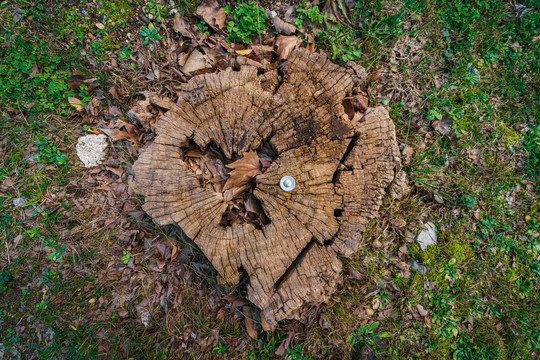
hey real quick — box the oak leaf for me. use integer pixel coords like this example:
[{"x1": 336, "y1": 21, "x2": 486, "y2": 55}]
[
  {"x1": 273, "y1": 16, "x2": 297, "y2": 35},
  {"x1": 275, "y1": 35, "x2": 300, "y2": 60},
  {"x1": 173, "y1": 13, "x2": 196, "y2": 38},
  {"x1": 222, "y1": 150, "x2": 262, "y2": 191},
  {"x1": 196, "y1": 0, "x2": 226, "y2": 31}
]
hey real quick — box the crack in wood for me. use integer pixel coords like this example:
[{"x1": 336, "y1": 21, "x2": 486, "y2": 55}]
[{"x1": 132, "y1": 48, "x2": 400, "y2": 328}]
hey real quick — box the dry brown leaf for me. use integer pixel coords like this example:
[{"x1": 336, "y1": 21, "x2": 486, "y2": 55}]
[
  {"x1": 222, "y1": 183, "x2": 251, "y2": 202},
  {"x1": 196, "y1": 0, "x2": 226, "y2": 31},
  {"x1": 109, "y1": 86, "x2": 126, "y2": 101},
  {"x1": 68, "y1": 97, "x2": 83, "y2": 111},
  {"x1": 223, "y1": 150, "x2": 262, "y2": 191},
  {"x1": 67, "y1": 75, "x2": 98, "y2": 91},
  {"x1": 351, "y1": 90, "x2": 369, "y2": 112},
  {"x1": 260, "y1": 314, "x2": 275, "y2": 332},
  {"x1": 467, "y1": 148, "x2": 486, "y2": 167},
  {"x1": 235, "y1": 48, "x2": 253, "y2": 56},
  {"x1": 128, "y1": 95, "x2": 155, "y2": 128},
  {"x1": 305, "y1": 34, "x2": 316, "y2": 53},
  {"x1": 244, "y1": 306, "x2": 258, "y2": 339},
  {"x1": 101, "y1": 120, "x2": 140, "y2": 149},
  {"x1": 244, "y1": 194, "x2": 261, "y2": 214},
  {"x1": 432, "y1": 115, "x2": 454, "y2": 137},
  {"x1": 104, "y1": 166, "x2": 123, "y2": 179},
  {"x1": 402, "y1": 144, "x2": 414, "y2": 164},
  {"x1": 173, "y1": 13, "x2": 197, "y2": 38},
  {"x1": 275, "y1": 35, "x2": 300, "y2": 60},
  {"x1": 416, "y1": 304, "x2": 428, "y2": 317},
  {"x1": 273, "y1": 16, "x2": 297, "y2": 35},
  {"x1": 342, "y1": 97, "x2": 355, "y2": 120},
  {"x1": 221, "y1": 295, "x2": 247, "y2": 308},
  {"x1": 181, "y1": 49, "x2": 208, "y2": 73},
  {"x1": 275, "y1": 331, "x2": 296, "y2": 356},
  {"x1": 108, "y1": 105, "x2": 122, "y2": 116}
]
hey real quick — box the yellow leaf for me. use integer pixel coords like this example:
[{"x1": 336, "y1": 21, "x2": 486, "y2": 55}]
[
  {"x1": 95, "y1": 23, "x2": 105, "y2": 30},
  {"x1": 68, "y1": 97, "x2": 83, "y2": 111},
  {"x1": 88, "y1": 298, "x2": 96, "y2": 304},
  {"x1": 235, "y1": 49, "x2": 253, "y2": 56}
]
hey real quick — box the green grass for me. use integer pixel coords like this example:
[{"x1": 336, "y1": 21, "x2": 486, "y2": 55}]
[
  {"x1": 0, "y1": 0, "x2": 538, "y2": 359},
  {"x1": 225, "y1": 0, "x2": 267, "y2": 44}
]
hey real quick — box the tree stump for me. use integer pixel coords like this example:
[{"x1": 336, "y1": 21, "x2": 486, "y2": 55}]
[{"x1": 133, "y1": 48, "x2": 400, "y2": 328}]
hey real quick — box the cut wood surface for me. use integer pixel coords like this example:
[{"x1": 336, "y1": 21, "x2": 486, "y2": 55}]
[{"x1": 133, "y1": 48, "x2": 400, "y2": 328}]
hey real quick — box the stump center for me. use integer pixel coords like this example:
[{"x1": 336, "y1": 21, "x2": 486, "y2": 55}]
[{"x1": 182, "y1": 139, "x2": 275, "y2": 229}]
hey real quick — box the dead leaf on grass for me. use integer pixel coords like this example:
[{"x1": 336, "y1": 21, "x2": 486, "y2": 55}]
[
  {"x1": 243, "y1": 306, "x2": 258, "y2": 339},
  {"x1": 275, "y1": 35, "x2": 301, "y2": 60},
  {"x1": 305, "y1": 34, "x2": 316, "y2": 53},
  {"x1": 273, "y1": 16, "x2": 297, "y2": 35},
  {"x1": 467, "y1": 148, "x2": 487, "y2": 167},
  {"x1": 416, "y1": 304, "x2": 428, "y2": 317},
  {"x1": 432, "y1": 115, "x2": 454, "y2": 137},
  {"x1": 221, "y1": 295, "x2": 247, "y2": 308},
  {"x1": 101, "y1": 120, "x2": 140, "y2": 149},
  {"x1": 173, "y1": 13, "x2": 197, "y2": 38},
  {"x1": 109, "y1": 86, "x2": 126, "y2": 101},
  {"x1": 235, "y1": 48, "x2": 253, "y2": 56},
  {"x1": 275, "y1": 331, "x2": 296, "y2": 357},
  {"x1": 223, "y1": 150, "x2": 262, "y2": 191},
  {"x1": 196, "y1": 0, "x2": 226, "y2": 31},
  {"x1": 128, "y1": 95, "x2": 154, "y2": 128},
  {"x1": 68, "y1": 97, "x2": 83, "y2": 111},
  {"x1": 67, "y1": 75, "x2": 98, "y2": 91},
  {"x1": 12, "y1": 7, "x2": 23, "y2": 23},
  {"x1": 402, "y1": 144, "x2": 414, "y2": 164}
]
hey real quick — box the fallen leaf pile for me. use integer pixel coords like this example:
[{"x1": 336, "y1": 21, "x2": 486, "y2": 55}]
[{"x1": 183, "y1": 144, "x2": 273, "y2": 227}]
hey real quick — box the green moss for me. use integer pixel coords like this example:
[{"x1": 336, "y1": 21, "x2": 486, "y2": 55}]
[
  {"x1": 101, "y1": 35, "x2": 121, "y2": 51},
  {"x1": 98, "y1": 0, "x2": 134, "y2": 28}
]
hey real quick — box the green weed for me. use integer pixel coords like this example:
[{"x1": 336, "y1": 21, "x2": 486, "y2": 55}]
[
  {"x1": 196, "y1": 21, "x2": 210, "y2": 36},
  {"x1": 0, "y1": 271, "x2": 13, "y2": 293},
  {"x1": 347, "y1": 321, "x2": 392, "y2": 354},
  {"x1": 225, "y1": 1, "x2": 267, "y2": 44},
  {"x1": 140, "y1": 23, "x2": 162, "y2": 44},
  {"x1": 212, "y1": 340, "x2": 227, "y2": 355},
  {"x1": 524, "y1": 124, "x2": 540, "y2": 180},
  {"x1": 35, "y1": 139, "x2": 67, "y2": 166},
  {"x1": 177, "y1": 0, "x2": 197, "y2": 16},
  {"x1": 0, "y1": 34, "x2": 74, "y2": 113},
  {"x1": 145, "y1": 0, "x2": 172, "y2": 22}
]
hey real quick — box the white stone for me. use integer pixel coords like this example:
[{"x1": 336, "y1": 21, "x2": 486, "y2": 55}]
[
  {"x1": 416, "y1": 222, "x2": 437, "y2": 250},
  {"x1": 141, "y1": 311, "x2": 151, "y2": 327},
  {"x1": 13, "y1": 197, "x2": 27, "y2": 207},
  {"x1": 76, "y1": 134, "x2": 108, "y2": 168}
]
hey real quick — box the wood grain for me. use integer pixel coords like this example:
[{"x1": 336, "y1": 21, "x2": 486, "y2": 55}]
[{"x1": 133, "y1": 48, "x2": 401, "y2": 328}]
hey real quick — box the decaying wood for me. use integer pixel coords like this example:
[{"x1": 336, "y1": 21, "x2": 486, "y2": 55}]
[{"x1": 133, "y1": 48, "x2": 400, "y2": 328}]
